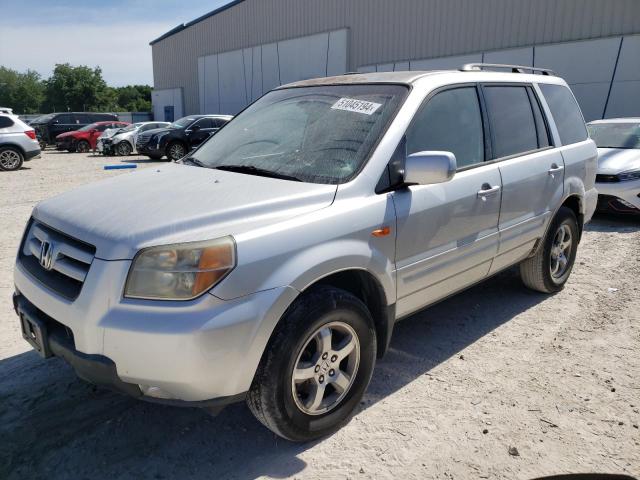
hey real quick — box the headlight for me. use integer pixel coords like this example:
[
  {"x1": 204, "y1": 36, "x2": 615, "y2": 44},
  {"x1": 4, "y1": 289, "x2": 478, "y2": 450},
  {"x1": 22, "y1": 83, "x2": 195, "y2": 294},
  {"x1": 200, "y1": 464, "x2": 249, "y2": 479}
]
[
  {"x1": 618, "y1": 169, "x2": 640, "y2": 182},
  {"x1": 124, "y1": 237, "x2": 236, "y2": 300}
]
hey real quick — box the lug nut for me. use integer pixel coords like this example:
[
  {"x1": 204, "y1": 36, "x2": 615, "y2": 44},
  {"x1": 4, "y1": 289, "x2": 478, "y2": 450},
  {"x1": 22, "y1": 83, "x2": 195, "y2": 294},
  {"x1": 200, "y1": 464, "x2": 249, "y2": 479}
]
[
  {"x1": 319, "y1": 375, "x2": 325, "y2": 383},
  {"x1": 331, "y1": 355, "x2": 338, "y2": 362},
  {"x1": 322, "y1": 353, "x2": 328, "y2": 360},
  {"x1": 329, "y1": 369, "x2": 335, "y2": 376},
  {"x1": 314, "y1": 365, "x2": 320, "y2": 373}
]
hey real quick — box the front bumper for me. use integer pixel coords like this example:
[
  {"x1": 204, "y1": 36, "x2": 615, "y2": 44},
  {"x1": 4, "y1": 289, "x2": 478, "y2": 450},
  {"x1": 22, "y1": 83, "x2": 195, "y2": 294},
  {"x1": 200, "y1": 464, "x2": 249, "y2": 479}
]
[
  {"x1": 137, "y1": 143, "x2": 164, "y2": 157},
  {"x1": 595, "y1": 178, "x2": 640, "y2": 214},
  {"x1": 14, "y1": 256, "x2": 298, "y2": 403}
]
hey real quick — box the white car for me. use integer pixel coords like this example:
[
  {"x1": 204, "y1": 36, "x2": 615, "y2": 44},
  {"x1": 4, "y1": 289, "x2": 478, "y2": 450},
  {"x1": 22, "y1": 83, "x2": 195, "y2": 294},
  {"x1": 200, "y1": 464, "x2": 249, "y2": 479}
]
[
  {"x1": 97, "y1": 122, "x2": 171, "y2": 156},
  {"x1": 587, "y1": 118, "x2": 640, "y2": 215},
  {"x1": 0, "y1": 113, "x2": 40, "y2": 171}
]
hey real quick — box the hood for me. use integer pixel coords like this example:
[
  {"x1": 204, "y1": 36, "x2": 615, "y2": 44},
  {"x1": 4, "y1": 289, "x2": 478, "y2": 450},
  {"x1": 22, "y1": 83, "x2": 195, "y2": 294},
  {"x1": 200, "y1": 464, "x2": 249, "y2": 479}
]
[
  {"x1": 56, "y1": 131, "x2": 79, "y2": 139},
  {"x1": 100, "y1": 128, "x2": 122, "y2": 139},
  {"x1": 32, "y1": 163, "x2": 337, "y2": 260},
  {"x1": 596, "y1": 148, "x2": 640, "y2": 174}
]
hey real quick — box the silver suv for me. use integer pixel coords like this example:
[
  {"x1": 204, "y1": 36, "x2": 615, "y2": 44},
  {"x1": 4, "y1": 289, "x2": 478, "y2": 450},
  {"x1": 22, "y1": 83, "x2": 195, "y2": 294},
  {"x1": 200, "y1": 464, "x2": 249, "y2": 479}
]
[{"x1": 13, "y1": 65, "x2": 597, "y2": 441}]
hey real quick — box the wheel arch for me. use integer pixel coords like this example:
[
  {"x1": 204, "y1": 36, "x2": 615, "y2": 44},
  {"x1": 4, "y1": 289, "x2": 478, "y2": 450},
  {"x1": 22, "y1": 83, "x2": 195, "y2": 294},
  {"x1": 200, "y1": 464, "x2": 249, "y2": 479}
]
[
  {"x1": 0, "y1": 142, "x2": 26, "y2": 156},
  {"x1": 299, "y1": 268, "x2": 395, "y2": 359}
]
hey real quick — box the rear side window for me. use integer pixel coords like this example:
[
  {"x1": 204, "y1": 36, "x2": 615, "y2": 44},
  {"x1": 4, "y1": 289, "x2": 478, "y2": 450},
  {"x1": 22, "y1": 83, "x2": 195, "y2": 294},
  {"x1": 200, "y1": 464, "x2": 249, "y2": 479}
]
[
  {"x1": 539, "y1": 84, "x2": 587, "y2": 145},
  {"x1": 56, "y1": 114, "x2": 74, "y2": 124},
  {"x1": 194, "y1": 118, "x2": 214, "y2": 129},
  {"x1": 75, "y1": 114, "x2": 91, "y2": 124},
  {"x1": 407, "y1": 87, "x2": 485, "y2": 168},
  {"x1": 0, "y1": 116, "x2": 15, "y2": 128},
  {"x1": 483, "y1": 86, "x2": 538, "y2": 158}
]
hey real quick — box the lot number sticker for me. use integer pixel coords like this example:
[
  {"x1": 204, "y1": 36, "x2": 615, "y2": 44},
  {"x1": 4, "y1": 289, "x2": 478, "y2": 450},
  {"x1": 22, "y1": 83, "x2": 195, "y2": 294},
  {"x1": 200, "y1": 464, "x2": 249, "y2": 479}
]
[{"x1": 331, "y1": 98, "x2": 382, "y2": 115}]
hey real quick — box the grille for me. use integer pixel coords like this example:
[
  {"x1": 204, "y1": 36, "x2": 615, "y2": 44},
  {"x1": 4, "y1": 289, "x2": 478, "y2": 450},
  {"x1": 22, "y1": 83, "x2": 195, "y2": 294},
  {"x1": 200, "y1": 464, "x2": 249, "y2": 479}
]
[
  {"x1": 595, "y1": 174, "x2": 620, "y2": 183},
  {"x1": 19, "y1": 220, "x2": 96, "y2": 300}
]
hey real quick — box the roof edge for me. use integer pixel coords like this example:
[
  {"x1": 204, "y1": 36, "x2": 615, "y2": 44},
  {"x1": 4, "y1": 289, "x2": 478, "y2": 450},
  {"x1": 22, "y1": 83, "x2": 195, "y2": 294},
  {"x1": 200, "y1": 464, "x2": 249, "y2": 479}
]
[{"x1": 150, "y1": 0, "x2": 246, "y2": 46}]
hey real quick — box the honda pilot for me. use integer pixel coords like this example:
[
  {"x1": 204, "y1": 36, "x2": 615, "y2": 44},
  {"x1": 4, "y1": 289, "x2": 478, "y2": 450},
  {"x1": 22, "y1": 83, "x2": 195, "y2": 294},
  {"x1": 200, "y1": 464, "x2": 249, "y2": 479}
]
[{"x1": 13, "y1": 65, "x2": 597, "y2": 441}]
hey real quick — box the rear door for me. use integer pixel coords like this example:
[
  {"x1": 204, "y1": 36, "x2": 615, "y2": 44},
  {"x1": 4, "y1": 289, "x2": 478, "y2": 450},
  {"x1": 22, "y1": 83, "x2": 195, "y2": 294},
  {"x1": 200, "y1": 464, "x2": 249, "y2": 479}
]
[
  {"x1": 480, "y1": 84, "x2": 565, "y2": 273},
  {"x1": 393, "y1": 85, "x2": 502, "y2": 317},
  {"x1": 51, "y1": 113, "x2": 76, "y2": 138}
]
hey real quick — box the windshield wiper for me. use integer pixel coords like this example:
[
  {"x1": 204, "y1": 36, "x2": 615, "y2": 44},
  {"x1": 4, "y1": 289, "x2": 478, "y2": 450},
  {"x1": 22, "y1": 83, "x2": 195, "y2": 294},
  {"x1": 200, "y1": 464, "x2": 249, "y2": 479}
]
[
  {"x1": 214, "y1": 164, "x2": 302, "y2": 182},
  {"x1": 180, "y1": 156, "x2": 209, "y2": 168}
]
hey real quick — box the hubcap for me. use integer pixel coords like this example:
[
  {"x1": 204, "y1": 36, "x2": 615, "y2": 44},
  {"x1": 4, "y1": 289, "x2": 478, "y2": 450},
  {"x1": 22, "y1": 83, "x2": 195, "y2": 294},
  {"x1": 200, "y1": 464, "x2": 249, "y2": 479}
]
[
  {"x1": 118, "y1": 142, "x2": 131, "y2": 156},
  {"x1": 0, "y1": 150, "x2": 20, "y2": 170},
  {"x1": 169, "y1": 144, "x2": 185, "y2": 160},
  {"x1": 291, "y1": 321, "x2": 360, "y2": 416},
  {"x1": 550, "y1": 224, "x2": 572, "y2": 279}
]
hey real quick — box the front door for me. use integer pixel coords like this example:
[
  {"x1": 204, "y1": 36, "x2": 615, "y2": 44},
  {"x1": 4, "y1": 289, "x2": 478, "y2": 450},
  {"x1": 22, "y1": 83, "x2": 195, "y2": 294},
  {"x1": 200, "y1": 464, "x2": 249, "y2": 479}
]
[{"x1": 393, "y1": 85, "x2": 502, "y2": 318}]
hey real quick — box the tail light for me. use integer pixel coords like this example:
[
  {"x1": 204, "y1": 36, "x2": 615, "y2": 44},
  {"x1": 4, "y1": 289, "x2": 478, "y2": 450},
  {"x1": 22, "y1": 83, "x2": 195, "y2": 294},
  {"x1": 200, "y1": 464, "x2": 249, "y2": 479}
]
[{"x1": 24, "y1": 130, "x2": 37, "y2": 140}]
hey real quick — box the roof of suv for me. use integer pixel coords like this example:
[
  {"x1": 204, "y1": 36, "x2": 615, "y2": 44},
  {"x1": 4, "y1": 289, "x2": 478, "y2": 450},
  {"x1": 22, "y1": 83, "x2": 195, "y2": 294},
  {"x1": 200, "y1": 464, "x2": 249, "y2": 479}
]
[{"x1": 279, "y1": 69, "x2": 564, "y2": 89}]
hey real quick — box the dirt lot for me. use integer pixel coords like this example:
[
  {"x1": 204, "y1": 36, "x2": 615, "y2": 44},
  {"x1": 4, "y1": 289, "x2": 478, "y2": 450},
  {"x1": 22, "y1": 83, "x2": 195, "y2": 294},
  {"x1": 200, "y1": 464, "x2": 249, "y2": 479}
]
[{"x1": 1, "y1": 150, "x2": 639, "y2": 480}]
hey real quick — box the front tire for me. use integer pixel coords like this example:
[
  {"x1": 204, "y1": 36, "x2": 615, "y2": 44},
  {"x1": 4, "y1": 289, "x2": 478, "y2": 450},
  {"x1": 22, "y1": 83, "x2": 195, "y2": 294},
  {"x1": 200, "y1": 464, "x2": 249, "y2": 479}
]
[
  {"x1": 76, "y1": 140, "x2": 90, "y2": 153},
  {"x1": 520, "y1": 206, "x2": 579, "y2": 293},
  {"x1": 166, "y1": 141, "x2": 187, "y2": 161},
  {"x1": 0, "y1": 146, "x2": 24, "y2": 171},
  {"x1": 116, "y1": 141, "x2": 133, "y2": 156},
  {"x1": 247, "y1": 286, "x2": 376, "y2": 442}
]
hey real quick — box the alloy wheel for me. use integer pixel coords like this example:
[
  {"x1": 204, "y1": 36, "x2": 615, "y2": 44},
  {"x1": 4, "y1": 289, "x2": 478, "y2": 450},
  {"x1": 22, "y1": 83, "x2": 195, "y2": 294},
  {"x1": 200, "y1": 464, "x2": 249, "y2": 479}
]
[
  {"x1": 0, "y1": 150, "x2": 21, "y2": 170},
  {"x1": 291, "y1": 321, "x2": 360, "y2": 416},
  {"x1": 169, "y1": 143, "x2": 186, "y2": 160},
  {"x1": 550, "y1": 224, "x2": 573, "y2": 279}
]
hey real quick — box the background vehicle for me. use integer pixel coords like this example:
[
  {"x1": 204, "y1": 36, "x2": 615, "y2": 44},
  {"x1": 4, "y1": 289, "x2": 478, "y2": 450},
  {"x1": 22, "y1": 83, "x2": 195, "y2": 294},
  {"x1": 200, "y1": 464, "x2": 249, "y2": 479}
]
[
  {"x1": 56, "y1": 121, "x2": 129, "y2": 153},
  {"x1": 14, "y1": 66, "x2": 597, "y2": 441},
  {"x1": 0, "y1": 107, "x2": 14, "y2": 115},
  {"x1": 30, "y1": 112, "x2": 119, "y2": 148},
  {"x1": 98, "y1": 121, "x2": 170, "y2": 156},
  {"x1": 587, "y1": 118, "x2": 640, "y2": 215},
  {"x1": 0, "y1": 113, "x2": 40, "y2": 171},
  {"x1": 136, "y1": 114, "x2": 232, "y2": 160}
]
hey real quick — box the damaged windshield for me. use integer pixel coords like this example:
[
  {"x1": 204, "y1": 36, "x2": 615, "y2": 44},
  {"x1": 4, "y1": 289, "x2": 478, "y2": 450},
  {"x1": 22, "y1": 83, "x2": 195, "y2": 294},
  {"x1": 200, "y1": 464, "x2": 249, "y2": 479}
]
[{"x1": 190, "y1": 84, "x2": 407, "y2": 184}]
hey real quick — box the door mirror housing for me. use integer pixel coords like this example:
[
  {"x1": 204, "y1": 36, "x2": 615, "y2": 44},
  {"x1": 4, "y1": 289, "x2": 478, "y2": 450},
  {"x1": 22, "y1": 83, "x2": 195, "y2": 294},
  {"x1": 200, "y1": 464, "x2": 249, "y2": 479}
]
[{"x1": 404, "y1": 151, "x2": 456, "y2": 186}]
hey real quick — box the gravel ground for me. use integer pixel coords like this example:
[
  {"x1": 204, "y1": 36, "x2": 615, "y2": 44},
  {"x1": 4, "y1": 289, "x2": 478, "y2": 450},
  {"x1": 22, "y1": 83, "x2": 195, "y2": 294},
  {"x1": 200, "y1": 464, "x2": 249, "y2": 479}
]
[{"x1": 1, "y1": 150, "x2": 639, "y2": 480}]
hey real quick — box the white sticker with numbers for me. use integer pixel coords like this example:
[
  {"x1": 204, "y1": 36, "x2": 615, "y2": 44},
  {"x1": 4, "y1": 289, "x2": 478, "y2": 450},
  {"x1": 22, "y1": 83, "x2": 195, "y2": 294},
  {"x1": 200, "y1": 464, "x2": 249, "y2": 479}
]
[{"x1": 331, "y1": 98, "x2": 382, "y2": 115}]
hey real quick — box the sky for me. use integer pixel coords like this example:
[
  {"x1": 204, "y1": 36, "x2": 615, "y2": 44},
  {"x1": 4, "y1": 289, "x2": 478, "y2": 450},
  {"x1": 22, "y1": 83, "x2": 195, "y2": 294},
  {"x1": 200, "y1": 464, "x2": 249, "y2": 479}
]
[{"x1": 0, "y1": 0, "x2": 233, "y2": 86}]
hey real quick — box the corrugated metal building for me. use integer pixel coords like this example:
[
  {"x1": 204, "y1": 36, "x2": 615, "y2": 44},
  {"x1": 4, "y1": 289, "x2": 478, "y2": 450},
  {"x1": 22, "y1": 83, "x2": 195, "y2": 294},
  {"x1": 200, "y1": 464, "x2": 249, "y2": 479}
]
[{"x1": 150, "y1": 0, "x2": 640, "y2": 121}]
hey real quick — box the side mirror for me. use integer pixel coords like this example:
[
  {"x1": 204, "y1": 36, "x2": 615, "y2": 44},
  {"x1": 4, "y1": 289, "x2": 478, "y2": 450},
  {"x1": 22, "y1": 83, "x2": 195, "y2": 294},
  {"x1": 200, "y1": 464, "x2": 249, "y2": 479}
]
[{"x1": 404, "y1": 151, "x2": 456, "y2": 186}]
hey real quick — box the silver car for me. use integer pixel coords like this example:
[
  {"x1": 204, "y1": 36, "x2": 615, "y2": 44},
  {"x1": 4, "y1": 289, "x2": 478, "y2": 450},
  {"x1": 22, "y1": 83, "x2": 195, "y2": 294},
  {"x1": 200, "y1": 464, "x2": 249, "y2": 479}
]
[
  {"x1": 13, "y1": 65, "x2": 597, "y2": 441},
  {"x1": 97, "y1": 122, "x2": 171, "y2": 156},
  {"x1": 0, "y1": 113, "x2": 41, "y2": 171},
  {"x1": 587, "y1": 118, "x2": 640, "y2": 215}
]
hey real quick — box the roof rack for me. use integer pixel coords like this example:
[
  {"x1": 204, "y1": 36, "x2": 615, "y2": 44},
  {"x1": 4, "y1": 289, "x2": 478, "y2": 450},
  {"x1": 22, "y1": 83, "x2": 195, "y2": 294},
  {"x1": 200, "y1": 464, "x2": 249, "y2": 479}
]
[{"x1": 460, "y1": 63, "x2": 555, "y2": 76}]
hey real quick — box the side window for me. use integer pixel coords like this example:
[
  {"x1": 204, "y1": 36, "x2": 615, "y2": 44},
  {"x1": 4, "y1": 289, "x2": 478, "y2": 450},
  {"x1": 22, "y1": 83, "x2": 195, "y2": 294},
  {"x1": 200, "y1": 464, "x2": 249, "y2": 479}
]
[
  {"x1": 96, "y1": 124, "x2": 109, "y2": 132},
  {"x1": 527, "y1": 88, "x2": 550, "y2": 148},
  {"x1": 212, "y1": 118, "x2": 227, "y2": 128},
  {"x1": 483, "y1": 86, "x2": 538, "y2": 158},
  {"x1": 75, "y1": 114, "x2": 91, "y2": 124},
  {"x1": 407, "y1": 87, "x2": 484, "y2": 169},
  {"x1": 194, "y1": 118, "x2": 213, "y2": 129},
  {"x1": 0, "y1": 116, "x2": 15, "y2": 128},
  {"x1": 56, "y1": 114, "x2": 73, "y2": 124},
  {"x1": 539, "y1": 84, "x2": 588, "y2": 145}
]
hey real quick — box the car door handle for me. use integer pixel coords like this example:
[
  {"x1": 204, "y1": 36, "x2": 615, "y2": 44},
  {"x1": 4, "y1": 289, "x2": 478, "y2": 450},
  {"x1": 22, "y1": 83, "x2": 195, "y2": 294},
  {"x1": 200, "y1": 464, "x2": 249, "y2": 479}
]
[
  {"x1": 548, "y1": 164, "x2": 564, "y2": 175},
  {"x1": 477, "y1": 184, "x2": 501, "y2": 200}
]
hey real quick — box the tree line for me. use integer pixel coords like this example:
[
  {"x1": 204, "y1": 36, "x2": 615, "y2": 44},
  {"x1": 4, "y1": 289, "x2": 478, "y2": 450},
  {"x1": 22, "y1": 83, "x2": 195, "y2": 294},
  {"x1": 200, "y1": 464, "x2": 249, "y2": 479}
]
[{"x1": 0, "y1": 64, "x2": 152, "y2": 114}]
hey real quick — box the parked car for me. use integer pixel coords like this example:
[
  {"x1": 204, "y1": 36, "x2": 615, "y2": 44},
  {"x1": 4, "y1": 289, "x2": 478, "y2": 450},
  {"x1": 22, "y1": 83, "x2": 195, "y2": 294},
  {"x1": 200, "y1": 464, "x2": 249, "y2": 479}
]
[
  {"x1": 13, "y1": 65, "x2": 597, "y2": 441},
  {"x1": 136, "y1": 115, "x2": 232, "y2": 161},
  {"x1": 0, "y1": 113, "x2": 40, "y2": 171},
  {"x1": 30, "y1": 112, "x2": 119, "y2": 149},
  {"x1": 587, "y1": 118, "x2": 640, "y2": 215},
  {"x1": 55, "y1": 121, "x2": 129, "y2": 153},
  {"x1": 97, "y1": 122, "x2": 171, "y2": 156}
]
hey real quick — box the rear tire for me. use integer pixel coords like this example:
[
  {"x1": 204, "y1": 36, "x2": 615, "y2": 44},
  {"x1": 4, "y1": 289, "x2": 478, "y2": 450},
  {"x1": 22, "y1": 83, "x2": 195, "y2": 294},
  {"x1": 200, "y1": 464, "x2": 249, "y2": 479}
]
[
  {"x1": 520, "y1": 206, "x2": 579, "y2": 293},
  {"x1": 76, "y1": 140, "x2": 90, "y2": 153},
  {"x1": 0, "y1": 146, "x2": 24, "y2": 171},
  {"x1": 247, "y1": 286, "x2": 376, "y2": 442}
]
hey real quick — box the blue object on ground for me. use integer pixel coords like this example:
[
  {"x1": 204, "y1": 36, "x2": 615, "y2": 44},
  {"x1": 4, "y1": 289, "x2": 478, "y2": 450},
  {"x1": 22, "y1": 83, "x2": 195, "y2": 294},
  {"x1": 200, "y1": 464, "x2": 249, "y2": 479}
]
[{"x1": 104, "y1": 164, "x2": 138, "y2": 170}]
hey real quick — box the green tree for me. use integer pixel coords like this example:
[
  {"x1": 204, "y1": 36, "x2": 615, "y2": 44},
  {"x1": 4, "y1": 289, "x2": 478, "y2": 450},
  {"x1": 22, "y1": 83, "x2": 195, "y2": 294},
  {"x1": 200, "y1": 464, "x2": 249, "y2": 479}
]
[
  {"x1": 43, "y1": 63, "x2": 109, "y2": 112},
  {"x1": 0, "y1": 67, "x2": 44, "y2": 113},
  {"x1": 114, "y1": 85, "x2": 152, "y2": 111}
]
